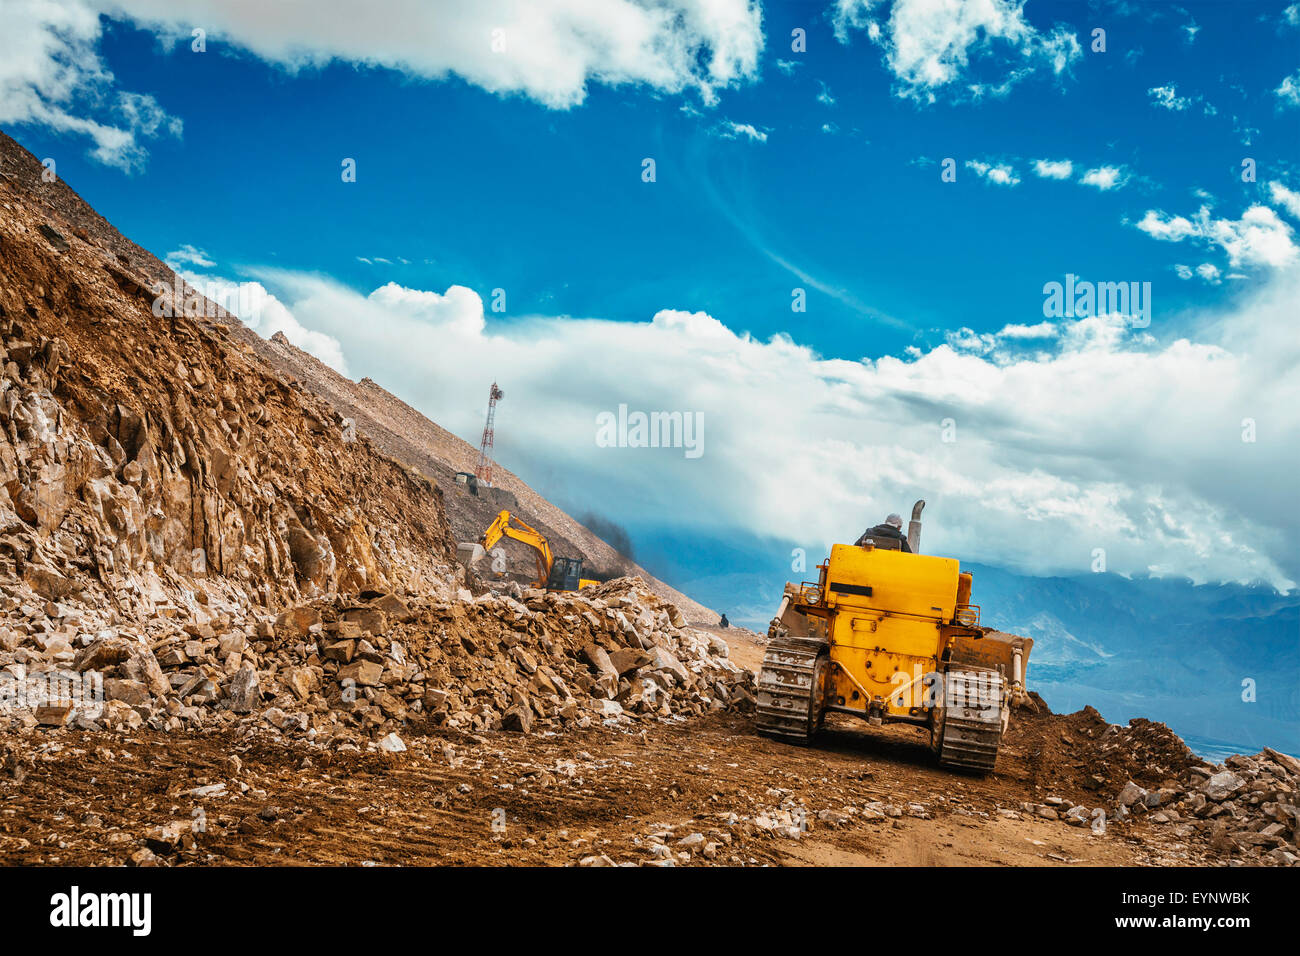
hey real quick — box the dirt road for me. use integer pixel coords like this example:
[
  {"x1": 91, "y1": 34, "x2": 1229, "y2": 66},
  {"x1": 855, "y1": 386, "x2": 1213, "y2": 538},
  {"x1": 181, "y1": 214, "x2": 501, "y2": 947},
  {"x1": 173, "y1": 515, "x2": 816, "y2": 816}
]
[{"x1": 0, "y1": 705, "x2": 1204, "y2": 867}]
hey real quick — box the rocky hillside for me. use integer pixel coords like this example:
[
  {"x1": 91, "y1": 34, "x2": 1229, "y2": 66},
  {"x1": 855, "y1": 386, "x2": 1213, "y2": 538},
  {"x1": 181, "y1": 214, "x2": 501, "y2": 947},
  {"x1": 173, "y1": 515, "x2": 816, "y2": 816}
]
[
  {"x1": 0, "y1": 148, "x2": 474, "y2": 620},
  {"x1": 0, "y1": 129, "x2": 715, "y2": 624},
  {"x1": 0, "y1": 126, "x2": 749, "y2": 750},
  {"x1": 261, "y1": 330, "x2": 718, "y2": 622}
]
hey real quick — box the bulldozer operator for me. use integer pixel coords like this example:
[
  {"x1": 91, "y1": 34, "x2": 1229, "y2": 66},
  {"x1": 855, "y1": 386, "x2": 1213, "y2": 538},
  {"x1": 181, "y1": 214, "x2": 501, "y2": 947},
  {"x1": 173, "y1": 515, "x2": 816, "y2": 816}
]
[{"x1": 856, "y1": 513, "x2": 912, "y2": 552}]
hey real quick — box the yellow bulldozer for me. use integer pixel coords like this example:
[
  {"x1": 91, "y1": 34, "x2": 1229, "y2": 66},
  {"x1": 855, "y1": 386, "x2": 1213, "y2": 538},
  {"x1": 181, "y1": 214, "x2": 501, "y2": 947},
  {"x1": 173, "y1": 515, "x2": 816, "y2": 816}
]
[{"x1": 757, "y1": 501, "x2": 1032, "y2": 773}]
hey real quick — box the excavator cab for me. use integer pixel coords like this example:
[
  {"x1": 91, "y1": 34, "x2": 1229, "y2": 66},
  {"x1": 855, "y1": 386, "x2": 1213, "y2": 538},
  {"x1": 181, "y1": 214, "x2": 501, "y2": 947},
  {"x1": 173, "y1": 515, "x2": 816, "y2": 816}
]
[{"x1": 545, "y1": 556, "x2": 585, "y2": 592}]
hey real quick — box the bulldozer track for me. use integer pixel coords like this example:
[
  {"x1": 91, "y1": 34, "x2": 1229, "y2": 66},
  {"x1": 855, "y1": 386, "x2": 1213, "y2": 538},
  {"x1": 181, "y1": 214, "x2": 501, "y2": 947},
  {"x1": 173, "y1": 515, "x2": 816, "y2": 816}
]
[
  {"x1": 755, "y1": 636, "x2": 827, "y2": 744},
  {"x1": 937, "y1": 667, "x2": 1005, "y2": 773}
]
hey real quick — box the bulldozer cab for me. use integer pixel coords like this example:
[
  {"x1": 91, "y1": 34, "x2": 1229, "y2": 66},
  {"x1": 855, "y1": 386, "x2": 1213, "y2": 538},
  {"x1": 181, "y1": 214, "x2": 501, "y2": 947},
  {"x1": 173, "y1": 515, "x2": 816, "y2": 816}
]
[{"x1": 546, "y1": 556, "x2": 584, "y2": 592}]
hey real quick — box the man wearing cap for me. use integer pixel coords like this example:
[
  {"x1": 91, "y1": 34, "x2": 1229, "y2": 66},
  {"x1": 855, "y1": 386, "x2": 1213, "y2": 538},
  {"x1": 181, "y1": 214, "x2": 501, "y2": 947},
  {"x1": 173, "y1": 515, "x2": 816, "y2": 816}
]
[{"x1": 855, "y1": 513, "x2": 912, "y2": 553}]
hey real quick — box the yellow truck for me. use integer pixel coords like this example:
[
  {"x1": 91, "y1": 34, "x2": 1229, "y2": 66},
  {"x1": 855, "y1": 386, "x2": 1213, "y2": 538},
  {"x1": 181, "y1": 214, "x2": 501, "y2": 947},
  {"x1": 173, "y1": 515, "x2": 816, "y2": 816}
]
[{"x1": 757, "y1": 502, "x2": 1032, "y2": 773}]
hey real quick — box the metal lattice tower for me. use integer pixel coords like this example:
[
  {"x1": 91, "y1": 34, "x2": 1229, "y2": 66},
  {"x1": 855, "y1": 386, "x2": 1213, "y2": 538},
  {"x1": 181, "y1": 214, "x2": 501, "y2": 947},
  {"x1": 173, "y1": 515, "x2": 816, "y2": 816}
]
[{"x1": 475, "y1": 382, "x2": 504, "y2": 486}]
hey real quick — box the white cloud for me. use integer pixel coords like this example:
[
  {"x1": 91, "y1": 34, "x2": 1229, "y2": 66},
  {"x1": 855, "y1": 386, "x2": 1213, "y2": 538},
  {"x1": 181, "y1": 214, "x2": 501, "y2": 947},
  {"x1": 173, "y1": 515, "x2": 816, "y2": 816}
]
[
  {"x1": 1208, "y1": 206, "x2": 1300, "y2": 268},
  {"x1": 997, "y1": 321, "x2": 1057, "y2": 339},
  {"x1": 1285, "y1": 4, "x2": 1300, "y2": 27},
  {"x1": 367, "y1": 282, "x2": 485, "y2": 337},
  {"x1": 106, "y1": 0, "x2": 764, "y2": 108},
  {"x1": 1148, "y1": 84, "x2": 1192, "y2": 111},
  {"x1": 1137, "y1": 204, "x2": 1299, "y2": 269},
  {"x1": 831, "y1": 0, "x2": 1080, "y2": 103},
  {"x1": 1029, "y1": 157, "x2": 1129, "y2": 191},
  {"x1": 1079, "y1": 165, "x2": 1129, "y2": 191},
  {"x1": 1137, "y1": 210, "x2": 1197, "y2": 242},
  {"x1": 1269, "y1": 181, "x2": 1300, "y2": 220},
  {"x1": 5, "y1": 0, "x2": 764, "y2": 165},
  {"x1": 965, "y1": 159, "x2": 1020, "y2": 186},
  {"x1": 1196, "y1": 263, "x2": 1221, "y2": 284},
  {"x1": 234, "y1": 264, "x2": 1300, "y2": 593},
  {"x1": 1032, "y1": 158, "x2": 1073, "y2": 180},
  {"x1": 1277, "y1": 71, "x2": 1300, "y2": 107},
  {"x1": 0, "y1": 0, "x2": 182, "y2": 170},
  {"x1": 165, "y1": 244, "x2": 215, "y2": 269},
  {"x1": 1174, "y1": 264, "x2": 1193, "y2": 280},
  {"x1": 1148, "y1": 82, "x2": 1215, "y2": 115},
  {"x1": 714, "y1": 120, "x2": 767, "y2": 142}
]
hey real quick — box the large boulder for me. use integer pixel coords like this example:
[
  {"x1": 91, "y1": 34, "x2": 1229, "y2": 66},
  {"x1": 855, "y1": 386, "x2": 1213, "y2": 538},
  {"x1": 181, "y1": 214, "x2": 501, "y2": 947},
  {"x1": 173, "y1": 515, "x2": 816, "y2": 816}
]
[{"x1": 226, "y1": 664, "x2": 261, "y2": 713}]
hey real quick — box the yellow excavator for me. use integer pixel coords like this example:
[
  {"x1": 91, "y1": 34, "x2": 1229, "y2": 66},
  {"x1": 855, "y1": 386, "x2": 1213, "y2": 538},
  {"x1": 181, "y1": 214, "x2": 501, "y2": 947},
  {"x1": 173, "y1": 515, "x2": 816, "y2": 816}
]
[
  {"x1": 478, "y1": 509, "x2": 599, "y2": 591},
  {"x1": 757, "y1": 501, "x2": 1032, "y2": 773}
]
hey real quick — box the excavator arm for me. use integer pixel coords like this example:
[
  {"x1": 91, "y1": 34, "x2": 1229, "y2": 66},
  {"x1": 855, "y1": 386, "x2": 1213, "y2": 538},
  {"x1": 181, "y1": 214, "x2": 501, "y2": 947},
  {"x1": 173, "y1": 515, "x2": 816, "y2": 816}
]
[{"x1": 481, "y1": 510, "x2": 553, "y2": 587}]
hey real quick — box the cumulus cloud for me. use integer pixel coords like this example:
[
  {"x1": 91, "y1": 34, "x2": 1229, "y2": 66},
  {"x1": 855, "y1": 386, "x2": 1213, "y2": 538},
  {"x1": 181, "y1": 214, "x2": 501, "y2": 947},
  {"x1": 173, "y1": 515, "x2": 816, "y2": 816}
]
[
  {"x1": 1032, "y1": 158, "x2": 1073, "y2": 180},
  {"x1": 105, "y1": 0, "x2": 764, "y2": 108},
  {"x1": 1277, "y1": 71, "x2": 1300, "y2": 107},
  {"x1": 1137, "y1": 204, "x2": 1299, "y2": 269},
  {"x1": 1031, "y1": 158, "x2": 1129, "y2": 190},
  {"x1": 1079, "y1": 165, "x2": 1129, "y2": 190},
  {"x1": 212, "y1": 263, "x2": 1300, "y2": 594},
  {"x1": 997, "y1": 321, "x2": 1058, "y2": 339},
  {"x1": 5, "y1": 0, "x2": 764, "y2": 165},
  {"x1": 0, "y1": 0, "x2": 182, "y2": 170},
  {"x1": 831, "y1": 0, "x2": 1081, "y2": 103},
  {"x1": 1269, "y1": 181, "x2": 1300, "y2": 220},
  {"x1": 965, "y1": 159, "x2": 1020, "y2": 186}
]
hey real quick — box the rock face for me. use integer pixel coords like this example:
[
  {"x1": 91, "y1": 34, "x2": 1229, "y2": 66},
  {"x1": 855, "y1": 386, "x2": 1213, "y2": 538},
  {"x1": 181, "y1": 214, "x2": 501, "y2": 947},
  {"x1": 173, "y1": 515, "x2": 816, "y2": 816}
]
[{"x1": 0, "y1": 132, "x2": 462, "y2": 621}]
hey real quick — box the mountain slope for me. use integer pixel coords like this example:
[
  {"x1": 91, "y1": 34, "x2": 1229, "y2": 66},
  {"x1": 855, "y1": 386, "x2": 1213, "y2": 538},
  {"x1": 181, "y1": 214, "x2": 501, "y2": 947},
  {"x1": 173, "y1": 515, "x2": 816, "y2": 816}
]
[
  {"x1": 260, "y1": 304, "x2": 720, "y2": 622},
  {"x1": 0, "y1": 131, "x2": 464, "y2": 614},
  {"x1": 0, "y1": 129, "x2": 714, "y2": 622}
]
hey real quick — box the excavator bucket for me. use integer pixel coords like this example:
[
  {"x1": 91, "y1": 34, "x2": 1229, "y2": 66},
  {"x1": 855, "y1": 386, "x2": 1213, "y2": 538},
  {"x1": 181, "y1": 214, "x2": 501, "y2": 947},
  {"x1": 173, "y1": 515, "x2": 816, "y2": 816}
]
[{"x1": 456, "y1": 542, "x2": 485, "y2": 570}]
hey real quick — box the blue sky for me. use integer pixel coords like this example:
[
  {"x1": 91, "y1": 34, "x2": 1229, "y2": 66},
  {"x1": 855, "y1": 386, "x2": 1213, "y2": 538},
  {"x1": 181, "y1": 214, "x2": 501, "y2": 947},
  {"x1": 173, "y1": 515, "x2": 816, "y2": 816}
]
[
  {"x1": 15, "y1": 1, "x2": 1298, "y2": 359},
  {"x1": 3, "y1": 0, "x2": 1300, "y2": 596}
]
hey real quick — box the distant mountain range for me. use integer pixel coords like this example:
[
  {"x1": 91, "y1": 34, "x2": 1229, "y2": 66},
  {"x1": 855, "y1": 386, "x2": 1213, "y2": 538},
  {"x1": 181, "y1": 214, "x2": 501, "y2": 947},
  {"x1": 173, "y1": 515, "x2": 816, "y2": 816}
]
[{"x1": 628, "y1": 526, "x2": 1300, "y2": 758}]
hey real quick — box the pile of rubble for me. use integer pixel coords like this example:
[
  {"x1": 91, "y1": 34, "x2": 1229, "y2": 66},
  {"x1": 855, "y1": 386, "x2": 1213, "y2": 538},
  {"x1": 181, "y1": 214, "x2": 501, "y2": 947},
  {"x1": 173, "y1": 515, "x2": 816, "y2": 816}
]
[
  {"x1": 0, "y1": 572, "x2": 755, "y2": 745},
  {"x1": 1012, "y1": 704, "x2": 1299, "y2": 866},
  {"x1": 1106, "y1": 748, "x2": 1300, "y2": 866}
]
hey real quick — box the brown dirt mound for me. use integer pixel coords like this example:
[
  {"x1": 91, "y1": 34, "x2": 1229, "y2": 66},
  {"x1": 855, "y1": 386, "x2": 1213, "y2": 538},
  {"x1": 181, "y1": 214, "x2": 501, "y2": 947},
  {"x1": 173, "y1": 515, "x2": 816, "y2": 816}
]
[{"x1": 1008, "y1": 704, "x2": 1198, "y2": 803}]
